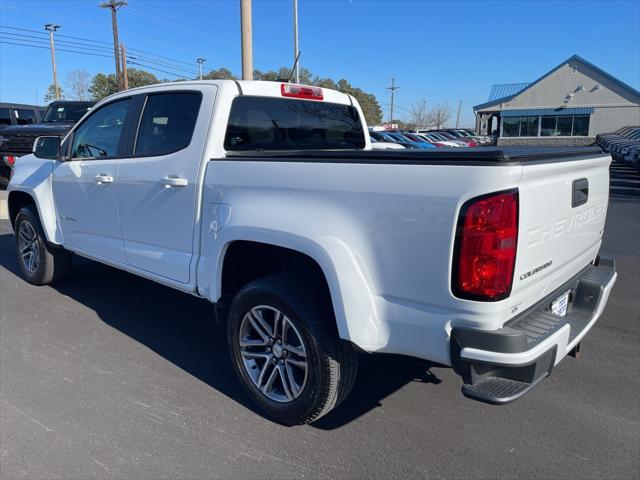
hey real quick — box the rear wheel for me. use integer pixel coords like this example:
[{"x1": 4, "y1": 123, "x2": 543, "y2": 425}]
[
  {"x1": 227, "y1": 274, "x2": 357, "y2": 425},
  {"x1": 14, "y1": 206, "x2": 72, "y2": 285}
]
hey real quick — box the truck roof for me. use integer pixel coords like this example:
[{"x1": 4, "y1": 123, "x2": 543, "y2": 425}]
[{"x1": 99, "y1": 80, "x2": 355, "y2": 107}]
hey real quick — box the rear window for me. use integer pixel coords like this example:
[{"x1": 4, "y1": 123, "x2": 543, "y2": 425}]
[
  {"x1": 135, "y1": 92, "x2": 201, "y2": 156},
  {"x1": 224, "y1": 96, "x2": 365, "y2": 151}
]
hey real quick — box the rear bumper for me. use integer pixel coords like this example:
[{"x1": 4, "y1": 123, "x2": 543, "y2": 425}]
[{"x1": 450, "y1": 257, "x2": 617, "y2": 404}]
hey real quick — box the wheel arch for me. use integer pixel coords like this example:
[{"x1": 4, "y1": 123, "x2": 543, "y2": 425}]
[
  {"x1": 213, "y1": 234, "x2": 354, "y2": 342},
  {"x1": 7, "y1": 189, "x2": 61, "y2": 244}
]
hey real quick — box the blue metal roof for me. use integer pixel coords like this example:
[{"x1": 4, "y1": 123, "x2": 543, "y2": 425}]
[
  {"x1": 476, "y1": 54, "x2": 640, "y2": 111},
  {"x1": 501, "y1": 107, "x2": 595, "y2": 117},
  {"x1": 487, "y1": 83, "x2": 530, "y2": 102}
]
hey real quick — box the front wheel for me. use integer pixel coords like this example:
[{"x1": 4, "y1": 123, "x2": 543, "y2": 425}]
[
  {"x1": 227, "y1": 274, "x2": 357, "y2": 425},
  {"x1": 14, "y1": 206, "x2": 72, "y2": 285}
]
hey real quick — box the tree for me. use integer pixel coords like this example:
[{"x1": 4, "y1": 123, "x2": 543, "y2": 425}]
[
  {"x1": 65, "y1": 69, "x2": 91, "y2": 100},
  {"x1": 311, "y1": 76, "x2": 382, "y2": 125},
  {"x1": 89, "y1": 73, "x2": 118, "y2": 100},
  {"x1": 409, "y1": 99, "x2": 428, "y2": 131},
  {"x1": 89, "y1": 68, "x2": 160, "y2": 100},
  {"x1": 428, "y1": 102, "x2": 452, "y2": 129},
  {"x1": 204, "y1": 67, "x2": 237, "y2": 80},
  {"x1": 44, "y1": 84, "x2": 64, "y2": 102}
]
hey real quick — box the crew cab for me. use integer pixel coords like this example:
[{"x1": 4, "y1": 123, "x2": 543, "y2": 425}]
[
  {"x1": 7, "y1": 81, "x2": 617, "y2": 424},
  {"x1": 0, "y1": 100, "x2": 94, "y2": 185}
]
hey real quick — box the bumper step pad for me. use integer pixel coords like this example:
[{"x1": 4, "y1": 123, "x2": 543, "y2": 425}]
[{"x1": 462, "y1": 375, "x2": 545, "y2": 404}]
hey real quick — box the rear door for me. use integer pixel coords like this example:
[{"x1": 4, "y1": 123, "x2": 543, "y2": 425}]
[
  {"x1": 513, "y1": 155, "x2": 611, "y2": 296},
  {"x1": 117, "y1": 87, "x2": 216, "y2": 283}
]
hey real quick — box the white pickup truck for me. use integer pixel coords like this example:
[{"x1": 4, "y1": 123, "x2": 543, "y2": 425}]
[{"x1": 7, "y1": 80, "x2": 617, "y2": 424}]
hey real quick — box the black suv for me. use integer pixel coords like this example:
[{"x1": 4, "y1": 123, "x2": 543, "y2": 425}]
[{"x1": 0, "y1": 100, "x2": 94, "y2": 185}]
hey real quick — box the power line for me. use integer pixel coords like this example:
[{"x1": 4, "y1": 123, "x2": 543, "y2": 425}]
[
  {"x1": 127, "y1": 60, "x2": 190, "y2": 79},
  {"x1": 0, "y1": 40, "x2": 114, "y2": 59},
  {"x1": 127, "y1": 54, "x2": 198, "y2": 76},
  {"x1": 0, "y1": 24, "x2": 202, "y2": 74},
  {"x1": 1, "y1": 31, "x2": 115, "y2": 54}
]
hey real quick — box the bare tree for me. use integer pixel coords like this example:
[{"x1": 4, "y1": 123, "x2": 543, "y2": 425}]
[
  {"x1": 428, "y1": 102, "x2": 452, "y2": 129},
  {"x1": 409, "y1": 98, "x2": 428, "y2": 131},
  {"x1": 65, "y1": 69, "x2": 91, "y2": 100}
]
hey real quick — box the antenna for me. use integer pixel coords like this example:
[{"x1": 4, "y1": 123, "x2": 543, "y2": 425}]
[{"x1": 285, "y1": 50, "x2": 301, "y2": 83}]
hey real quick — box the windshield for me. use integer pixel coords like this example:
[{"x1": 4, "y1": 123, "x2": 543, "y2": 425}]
[
  {"x1": 43, "y1": 104, "x2": 92, "y2": 123},
  {"x1": 225, "y1": 96, "x2": 365, "y2": 150}
]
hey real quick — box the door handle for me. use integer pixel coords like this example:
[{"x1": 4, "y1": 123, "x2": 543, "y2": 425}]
[
  {"x1": 94, "y1": 174, "x2": 113, "y2": 185},
  {"x1": 161, "y1": 176, "x2": 188, "y2": 188}
]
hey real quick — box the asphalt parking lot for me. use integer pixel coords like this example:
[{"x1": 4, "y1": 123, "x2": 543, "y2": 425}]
[{"x1": 0, "y1": 164, "x2": 639, "y2": 479}]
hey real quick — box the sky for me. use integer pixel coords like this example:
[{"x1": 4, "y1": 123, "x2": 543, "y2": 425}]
[{"x1": 1, "y1": 0, "x2": 639, "y2": 127}]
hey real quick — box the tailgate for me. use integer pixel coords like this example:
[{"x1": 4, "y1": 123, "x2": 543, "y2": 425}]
[{"x1": 513, "y1": 154, "x2": 611, "y2": 299}]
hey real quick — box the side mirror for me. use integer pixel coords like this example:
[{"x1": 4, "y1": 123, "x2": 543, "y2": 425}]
[{"x1": 33, "y1": 136, "x2": 61, "y2": 160}]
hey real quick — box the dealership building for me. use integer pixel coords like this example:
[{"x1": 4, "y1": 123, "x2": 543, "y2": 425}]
[{"x1": 474, "y1": 55, "x2": 640, "y2": 146}]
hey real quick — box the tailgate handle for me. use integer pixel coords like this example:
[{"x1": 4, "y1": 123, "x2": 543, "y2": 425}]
[{"x1": 572, "y1": 178, "x2": 589, "y2": 208}]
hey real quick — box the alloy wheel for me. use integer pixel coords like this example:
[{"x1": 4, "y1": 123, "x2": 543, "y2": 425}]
[
  {"x1": 17, "y1": 220, "x2": 40, "y2": 274},
  {"x1": 238, "y1": 305, "x2": 308, "y2": 403}
]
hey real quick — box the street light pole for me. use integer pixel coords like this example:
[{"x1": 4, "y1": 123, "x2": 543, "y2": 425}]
[
  {"x1": 44, "y1": 24, "x2": 61, "y2": 101},
  {"x1": 293, "y1": 0, "x2": 299, "y2": 83},
  {"x1": 197, "y1": 57, "x2": 206, "y2": 80},
  {"x1": 240, "y1": 0, "x2": 253, "y2": 80},
  {"x1": 387, "y1": 77, "x2": 399, "y2": 125}
]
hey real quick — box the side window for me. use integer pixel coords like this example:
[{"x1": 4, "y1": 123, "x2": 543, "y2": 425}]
[
  {"x1": 135, "y1": 92, "x2": 201, "y2": 156},
  {"x1": 70, "y1": 99, "x2": 130, "y2": 160},
  {"x1": 16, "y1": 109, "x2": 37, "y2": 125},
  {"x1": 0, "y1": 108, "x2": 11, "y2": 125}
]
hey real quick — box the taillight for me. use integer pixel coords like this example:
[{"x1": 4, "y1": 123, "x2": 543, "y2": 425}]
[
  {"x1": 5, "y1": 155, "x2": 15, "y2": 166},
  {"x1": 281, "y1": 83, "x2": 324, "y2": 100},
  {"x1": 452, "y1": 190, "x2": 518, "y2": 301}
]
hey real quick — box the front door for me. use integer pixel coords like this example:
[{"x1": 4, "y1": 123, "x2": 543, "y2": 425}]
[
  {"x1": 52, "y1": 98, "x2": 132, "y2": 263},
  {"x1": 117, "y1": 89, "x2": 213, "y2": 283}
]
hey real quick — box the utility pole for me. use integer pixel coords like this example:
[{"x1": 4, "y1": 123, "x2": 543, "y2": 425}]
[
  {"x1": 121, "y1": 42, "x2": 129, "y2": 90},
  {"x1": 44, "y1": 24, "x2": 61, "y2": 101},
  {"x1": 387, "y1": 78, "x2": 399, "y2": 126},
  {"x1": 455, "y1": 100, "x2": 462, "y2": 128},
  {"x1": 240, "y1": 0, "x2": 253, "y2": 80},
  {"x1": 197, "y1": 57, "x2": 206, "y2": 80},
  {"x1": 100, "y1": 0, "x2": 127, "y2": 90},
  {"x1": 293, "y1": 0, "x2": 299, "y2": 83}
]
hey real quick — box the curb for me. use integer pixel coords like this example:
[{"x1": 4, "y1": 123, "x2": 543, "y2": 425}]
[{"x1": 0, "y1": 191, "x2": 8, "y2": 220}]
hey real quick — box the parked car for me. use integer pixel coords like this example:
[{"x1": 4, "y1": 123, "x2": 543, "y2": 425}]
[
  {"x1": 0, "y1": 102, "x2": 46, "y2": 127},
  {"x1": 427, "y1": 130, "x2": 472, "y2": 147},
  {"x1": 596, "y1": 125, "x2": 640, "y2": 170},
  {"x1": 418, "y1": 132, "x2": 461, "y2": 147},
  {"x1": 369, "y1": 130, "x2": 419, "y2": 149},
  {"x1": 0, "y1": 100, "x2": 94, "y2": 185},
  {"x1": 370, "y1": 137, "x2": 405, "y2": 150},
  {"x1": 8, "y1": 80, "x2": 617, "y2": 424},
  {"x1": 385, "y1": 131, "x2": 436, "y2": 149},
  {"x1": 399, "y1": 133, "x2": 439, "y2": 148}
]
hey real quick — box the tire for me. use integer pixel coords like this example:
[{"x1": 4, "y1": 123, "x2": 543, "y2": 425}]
[
  {"x1": 227, "y1": 273, "x2": 357, "y2": 425},
  {"x1": 14, "y1": 205, "x2": 72, "y2": 285}
]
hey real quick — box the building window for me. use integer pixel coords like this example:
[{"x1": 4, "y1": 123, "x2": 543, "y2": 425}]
[
  {"x1": 572, "y1": 115, "x2": 590, "y2": 136},
  {"x1": 540, "y1": 115, "x2": 590, "y2": 137},
  {"x1": 502, "y1": 116, "x2": 540, "y2": 137}
]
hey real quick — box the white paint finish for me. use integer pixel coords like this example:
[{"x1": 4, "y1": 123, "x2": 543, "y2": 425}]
[
  {"x1": 117, "y1": 85, "x2": 218, "y2": 284},
  {"x1": 7, "y1": 80, "x2": 616, "y2": 366},
  {"x1": 7, "y1": 154, "x2": 62, "y2": 244},
  {"x1": 51, "y1": 159, "x2": 125, "y2": 263}
]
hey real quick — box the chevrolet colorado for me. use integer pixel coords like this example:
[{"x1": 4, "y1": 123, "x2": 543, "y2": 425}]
[{"x1": 7, "y1": 81, "x2": 617, "y2": 424}]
